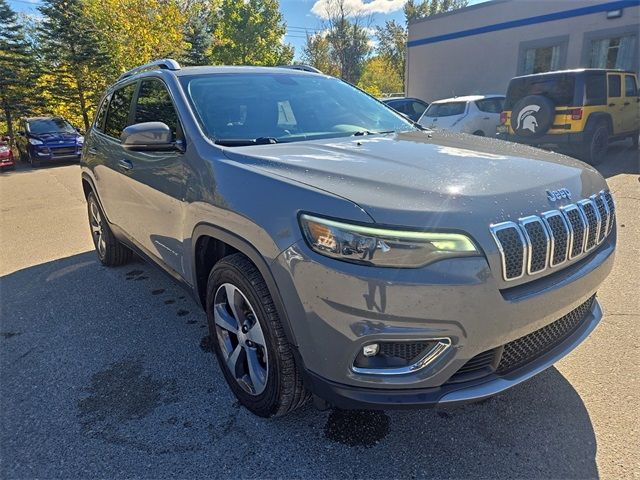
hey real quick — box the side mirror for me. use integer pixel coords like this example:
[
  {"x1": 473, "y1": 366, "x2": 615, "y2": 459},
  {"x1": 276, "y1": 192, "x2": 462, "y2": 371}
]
[{"x1": 121, "y1": 122, "x2": 177, "y2": 152}]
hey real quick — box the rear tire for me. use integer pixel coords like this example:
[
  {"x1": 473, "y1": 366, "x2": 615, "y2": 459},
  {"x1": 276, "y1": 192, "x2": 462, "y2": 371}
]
[
  {"x1": 206, "y1": 253, "x2": 309, "y2": 417},
  {"x1": 473, "y1": 130, "x2": 485, "y2": 136},
  {"x1": 580, "y1": 123, "x2": 608, "y2": 165},
  {"x1": 87, "y1": 192, "x2": 132, "y2": 266}
]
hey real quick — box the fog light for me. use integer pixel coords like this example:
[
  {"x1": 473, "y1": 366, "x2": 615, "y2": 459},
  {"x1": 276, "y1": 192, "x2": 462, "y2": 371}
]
[{"x1": 362, "y1": 344, "x2": 379, "y2": 357}]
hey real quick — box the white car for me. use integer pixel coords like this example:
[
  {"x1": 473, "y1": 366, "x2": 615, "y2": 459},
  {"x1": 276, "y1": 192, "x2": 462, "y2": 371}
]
[{"x1": 418, "y1": 95, "x2": 505, "y2": 136}]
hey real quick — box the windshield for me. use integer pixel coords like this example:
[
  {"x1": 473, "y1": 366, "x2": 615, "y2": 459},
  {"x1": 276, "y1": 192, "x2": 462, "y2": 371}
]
[
  {"x1": 423, "y1": 102, "x2": 467, "y2": 117},
  {"x1": 180, "y1": 73, "x2": 415, "y2": 145},
  {"x1": 27, "y1": 118, "x2": 76, "y2": 135}
]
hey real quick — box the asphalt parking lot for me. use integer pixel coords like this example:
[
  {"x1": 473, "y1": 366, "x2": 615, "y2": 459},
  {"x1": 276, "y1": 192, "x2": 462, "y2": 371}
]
[{"x1": 1, "y1": 144, "x2": 638, "y2": 479}]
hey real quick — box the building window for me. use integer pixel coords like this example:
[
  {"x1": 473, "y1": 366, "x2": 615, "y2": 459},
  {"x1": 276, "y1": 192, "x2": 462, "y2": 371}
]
[
  {"x1": 523, "y1": 45, "x2": 562, "y2": 74},
  {"x1": 589, "y1": 35, "x2": 637, "y2": 71}
]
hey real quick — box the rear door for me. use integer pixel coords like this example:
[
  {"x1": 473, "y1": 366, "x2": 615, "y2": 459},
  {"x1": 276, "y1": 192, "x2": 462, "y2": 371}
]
[
  {"x1": 622, "y1": 74, "x2": 639, "y2": 133},
  {"x1": 606, "y1": 73, "x2": 624, "y2": 134},
  {"x1": 119, "y1": 77, "x2": 187, "y2": 275},
  {"x1": 475, "y1": 97, "x2": 504, "y2": 135}
]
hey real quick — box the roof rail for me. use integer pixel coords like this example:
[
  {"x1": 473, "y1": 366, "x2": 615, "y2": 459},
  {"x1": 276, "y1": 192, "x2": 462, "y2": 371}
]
[
  {"x1": 278, "y1": 64, "x2": 322, "y2": 74},
  {"x1": 118, "y1": 59, "x2": 181, "y2": 81}
]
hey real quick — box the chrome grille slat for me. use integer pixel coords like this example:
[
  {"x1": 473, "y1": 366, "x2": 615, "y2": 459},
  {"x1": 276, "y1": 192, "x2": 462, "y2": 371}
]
[
  {"x1": 594, "y1": 194, "x2": 609, "y2": 243},
  {"x1": 603, "y1": 191, "x2": 615, "y2": 234},
  {"x1": 541, "y1": 211, "x2": 569, "y2": 266},
  {"x1": 491, "y1": 190, "x2": 614, "y2": 282}
]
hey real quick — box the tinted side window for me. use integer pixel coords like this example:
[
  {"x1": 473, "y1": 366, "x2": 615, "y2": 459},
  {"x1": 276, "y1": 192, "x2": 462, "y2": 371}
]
[
  {"x1": 608, "y1": 75, "x2": 622, "y2": 97},
  {"x1": 104, "y1": 83, "x2": 136, "y2": 139},
  {"x1": 585, "y1": 74, "x2": 607, "y2": 106},
  {"x1": 624, "y1": 75, "x2": 638, "y2": 97},
  {"x1": 411, "y1": 101, "x2": 427, "y2": 116},
  {"x1": 134, "y1": 79, "x2": 180, "y2": 140},
  {"x1": 94, "y1": 95, "x2": 111, "y2": 132},
  {"x1": 476, "y1": 98, "x2": 503, "y2": 113}
]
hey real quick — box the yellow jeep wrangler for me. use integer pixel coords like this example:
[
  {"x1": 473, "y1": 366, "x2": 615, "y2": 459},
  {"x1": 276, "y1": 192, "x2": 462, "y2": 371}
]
[{"x1": 498, "y1": 69, "x2": 639, "y2": 165}]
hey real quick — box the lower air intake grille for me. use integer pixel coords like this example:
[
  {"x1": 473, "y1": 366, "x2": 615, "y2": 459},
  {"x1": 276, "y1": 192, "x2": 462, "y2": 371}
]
[
  {"x1": 446, "y1": 295, "x2": 596, "y2": 383},
  {"x1": 378, "y1": 342, "x2": 430, "y2": 363},
  {"x1": 497, "y1": 295, "x2": 595, "y2": 373}
]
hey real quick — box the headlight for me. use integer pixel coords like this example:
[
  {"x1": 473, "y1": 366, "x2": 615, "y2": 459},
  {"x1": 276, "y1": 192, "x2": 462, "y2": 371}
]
[
  {"x1": 76, "y1": 136, "x2": 84, "y2": 145},
  {"x1": 300, "y1": 214, "x2": 478, "y2": 268},
  {"x1": 28, "y1": 138, "x2": 44, "y2": 145}
]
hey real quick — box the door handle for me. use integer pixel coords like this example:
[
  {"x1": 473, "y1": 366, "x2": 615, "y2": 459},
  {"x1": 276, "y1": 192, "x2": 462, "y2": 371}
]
[{"x1": 118, "y1": 159, "x2": 133, "y2": 171}]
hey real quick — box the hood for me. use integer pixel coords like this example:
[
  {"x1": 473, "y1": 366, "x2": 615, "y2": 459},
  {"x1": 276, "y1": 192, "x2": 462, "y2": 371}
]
[
  {"x1": 30, "y1": 132, "x2": 79, "y2": 144},
  {"x1": 222, "y1": 130, "x2": 607, "y2": 229}
]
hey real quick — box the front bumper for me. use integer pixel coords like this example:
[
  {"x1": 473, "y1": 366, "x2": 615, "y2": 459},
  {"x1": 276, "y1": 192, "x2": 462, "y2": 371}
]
[
  {"x1": 271, "y1": 233, "x2": 615, "y2": 405},
  {"x1": 29, "y1": 144, "x2": 82, "y2": 162},
  {"x1": 305, "y1": 298, "x2": 602, "y2": 409}
]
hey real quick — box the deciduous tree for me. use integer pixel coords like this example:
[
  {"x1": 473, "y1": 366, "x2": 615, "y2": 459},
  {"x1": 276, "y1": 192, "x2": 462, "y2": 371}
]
[
  {"x1": 301, "y1": 32, "x2": 339, "y2": 76},
  {"x1": 318, "y1": 0, "x2": 371, "y2": 84},
  {"x1": 374, "y1": 20, "x2": 406, "y2": 83},
  {"x1": 357, "y1": 56, "x2": 403, "y2": 97},
  {"x1": 210, "y1": 0, "x2": 294, "y2": 66}
]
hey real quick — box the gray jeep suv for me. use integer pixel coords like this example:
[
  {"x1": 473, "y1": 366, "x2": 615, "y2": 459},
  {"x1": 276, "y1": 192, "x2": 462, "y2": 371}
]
[{"x1": 81, "y1": 59, "x2": 616, "y2": 417}]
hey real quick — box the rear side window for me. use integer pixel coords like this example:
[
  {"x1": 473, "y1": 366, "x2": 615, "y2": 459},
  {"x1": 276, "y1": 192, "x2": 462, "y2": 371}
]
[
  {"x1": 476, "y1": 98, "x2": 503, "y2": 113},
  {"x1": 134, "y1": 79, "x2": 180, "y2": 140},
  {"x1": 585, "y1": 74, "x2": 607, "y2": 106},
  {"x1": 608, "y1": 75, "x2": 621, "y2": 97},
  {"x1": 104, "y1": 83, "x2": 136, "y2": 139},
  {"x1": 93, "y1": 95, "x2": 111, "y2": 132},
  {"x1": 424, "y1": 102, "x2": 466, "y2": 117},
  {"x1": 411, "y1": 101, "x2": 428, "y2": 117},
  {"x1": 624, "y1": 75, "x2": 638, "y2": 97},
  {"x1": 506, "y1": 74, "x2": 576, "y2": 108}
]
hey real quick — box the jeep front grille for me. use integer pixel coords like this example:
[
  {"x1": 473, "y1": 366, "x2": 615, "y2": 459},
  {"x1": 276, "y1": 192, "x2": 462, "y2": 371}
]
[{"x1": 490, "y1": 190, "x2": 614, "y2": 281}]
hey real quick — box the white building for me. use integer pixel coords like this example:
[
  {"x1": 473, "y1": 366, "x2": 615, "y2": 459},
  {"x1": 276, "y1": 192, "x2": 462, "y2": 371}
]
[{"x1": 406, "y1": 0, "x2": 640, "y2": 101}]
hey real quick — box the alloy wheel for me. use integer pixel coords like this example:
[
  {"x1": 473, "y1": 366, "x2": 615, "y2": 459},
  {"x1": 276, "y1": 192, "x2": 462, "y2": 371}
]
[
  {"x1": 213, "y1": 283, "x2": 268, "y2": 395},
  {"x1": 89, "y1": 200, "x2": 106, "y2": 258}
]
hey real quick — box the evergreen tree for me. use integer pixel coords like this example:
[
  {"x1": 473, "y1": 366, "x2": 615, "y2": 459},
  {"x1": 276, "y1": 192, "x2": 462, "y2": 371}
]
[
  {"x1": 38, "y1": 0, "x2": 108, "y2": 130},
  {"x1": 0, "y1": 0, "x2": 42, "y2": 139},
  {"x1": 183, "y1": 6, "x2": 214, "y2": 66}
]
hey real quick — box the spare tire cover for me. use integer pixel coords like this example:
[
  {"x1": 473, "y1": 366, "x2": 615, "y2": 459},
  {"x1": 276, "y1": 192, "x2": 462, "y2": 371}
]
[{"x1": 510, "y1": 95, "x2": 555, "y2": 137}]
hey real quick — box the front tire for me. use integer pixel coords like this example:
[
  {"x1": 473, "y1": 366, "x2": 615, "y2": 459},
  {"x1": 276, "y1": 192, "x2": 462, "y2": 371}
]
[
  {"x1": 206, "y1": 253, "x2": 309, "y2": 417},
  {"x1": 87, "y1": 192, "x2": 132, "y2": 266}
]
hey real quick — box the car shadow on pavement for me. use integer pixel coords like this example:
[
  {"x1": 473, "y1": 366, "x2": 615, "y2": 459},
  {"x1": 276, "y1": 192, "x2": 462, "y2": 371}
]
[{"x1": 1, "y1": 252, "x2": 598, "y2": 479}]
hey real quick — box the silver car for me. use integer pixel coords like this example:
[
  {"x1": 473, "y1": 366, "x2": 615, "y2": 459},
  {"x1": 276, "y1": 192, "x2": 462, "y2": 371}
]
[{"x1": 81, "y1": 60, "x2": 615, "y2": 417}]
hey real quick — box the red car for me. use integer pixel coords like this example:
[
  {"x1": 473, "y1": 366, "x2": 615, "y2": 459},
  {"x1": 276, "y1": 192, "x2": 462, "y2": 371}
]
[{"x1": 0, "y1": 140, "x2": 15, "y2": 170}]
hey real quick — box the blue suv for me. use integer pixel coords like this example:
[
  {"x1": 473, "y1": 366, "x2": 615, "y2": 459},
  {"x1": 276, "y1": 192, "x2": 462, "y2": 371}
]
[{"x1": 16, "y1": 117, "x2": 83, "y2": 167}]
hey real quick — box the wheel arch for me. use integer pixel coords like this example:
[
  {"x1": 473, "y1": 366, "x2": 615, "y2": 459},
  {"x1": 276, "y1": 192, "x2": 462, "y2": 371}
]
[
  {"x1": 584, "y1": 112, "x2": 613, "y2": 135},
  {"x1": 191, "y1": 223, "x2": 299, "y2": 347}
]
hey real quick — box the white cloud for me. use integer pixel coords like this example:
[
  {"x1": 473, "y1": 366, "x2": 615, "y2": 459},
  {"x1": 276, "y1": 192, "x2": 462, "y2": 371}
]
[{"x1": 311, "y1": 0, "x2": 408, "y2": 19}]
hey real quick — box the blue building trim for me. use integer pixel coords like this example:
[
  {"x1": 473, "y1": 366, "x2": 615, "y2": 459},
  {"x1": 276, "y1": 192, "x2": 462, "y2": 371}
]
[{"x1": 407, "y1": 0, "x2": 640, "y2": 48}]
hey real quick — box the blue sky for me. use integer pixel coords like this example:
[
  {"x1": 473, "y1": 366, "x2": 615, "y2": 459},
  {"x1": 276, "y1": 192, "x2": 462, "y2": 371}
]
[{"x1": 8, "y1": 0, "x2": 484, "y2": 59}]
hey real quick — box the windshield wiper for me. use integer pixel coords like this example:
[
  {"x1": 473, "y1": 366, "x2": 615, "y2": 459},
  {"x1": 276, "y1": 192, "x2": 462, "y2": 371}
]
[
  {"x1": 352, "y1": 130, "x2": 396, "y2": 136},
  {"x1": 214, "y1": 137, "x2": 278, "y2": 147}
]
